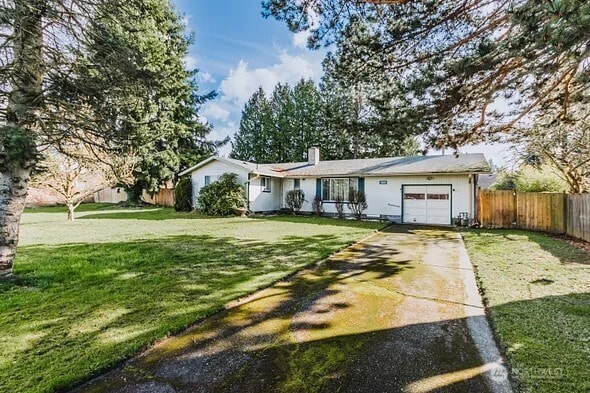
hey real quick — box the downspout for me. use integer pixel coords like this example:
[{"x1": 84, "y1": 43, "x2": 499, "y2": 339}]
[
  {"x1": 246, "y1": 173, "x2": 251, "y2": 211},
  {"x1": 473, "y1": 174, "x2": 479, "y2": 223}
]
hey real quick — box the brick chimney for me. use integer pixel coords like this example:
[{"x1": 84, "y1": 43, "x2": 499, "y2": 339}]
[{"x1": 308, "y1": 147, "x2": 320, "y2": 166}]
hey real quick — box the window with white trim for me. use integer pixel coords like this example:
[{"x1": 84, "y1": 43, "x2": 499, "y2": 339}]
[
  {"x1": 261, "y1": 176, "x2": 271, "y2": 192},
  {"x1": 321, "y1": 178, "x2": 358, "y2": 201},
  {"x1": 294, "y1": 179, "x2": 301, "y2": 190}
]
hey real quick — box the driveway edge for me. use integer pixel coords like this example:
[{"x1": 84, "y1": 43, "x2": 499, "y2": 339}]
[{"x1": 457, "y1": 233, "x2": 514, "y2": 393}]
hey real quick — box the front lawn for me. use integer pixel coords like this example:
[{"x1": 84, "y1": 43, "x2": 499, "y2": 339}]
[
  {"x1": 0, "y1": 204, "x2": 383, "y2": 393},
  {"x1": 462, "y1": 230, "x2": 589, "y2": 393}
]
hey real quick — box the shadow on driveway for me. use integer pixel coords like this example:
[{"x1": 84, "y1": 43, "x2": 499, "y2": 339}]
[{"x1": 74, "y1": 226, "x2": 511, "y2": 393}]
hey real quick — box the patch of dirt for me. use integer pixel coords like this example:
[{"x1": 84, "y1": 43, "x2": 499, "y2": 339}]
[{"x1": 551, "y1": 234, "x2": 590, "y2": 262}]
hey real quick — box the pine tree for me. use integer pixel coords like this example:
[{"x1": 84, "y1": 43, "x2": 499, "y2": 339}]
[
  {"x1": 0, "y1": 0, "x2": 213, "y2": 277},
  {"x1": 231, "y1": 87, "x2": 273, "y2": 162},
  {"x1": 269, "y1": 83, "x2": 296, "y2": 162},
  {"x1": 263, "y1": 0, "x2": 590, "y2": 150},
  {"x1": 292, "y1": 79, "x2": 323, "y2": 161}
]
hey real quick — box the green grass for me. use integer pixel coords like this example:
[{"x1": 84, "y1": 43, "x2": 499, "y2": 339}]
[
  {"x1": 462, "y1": 229, "x2": 589, "y2": 393},
  {"x1": 0, "y1": 204, "x2": 383, "y2": 393}
]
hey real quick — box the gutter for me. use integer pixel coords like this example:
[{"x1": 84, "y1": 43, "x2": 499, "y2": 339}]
[{"x1": 280, "y1": 171, "x2": 493, "y2": 178}]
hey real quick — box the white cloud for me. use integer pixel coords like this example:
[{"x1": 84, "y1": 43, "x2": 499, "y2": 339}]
[
  {"x1": 292, "y1": 1, "x2": 320, "y2": 49},
  {"x1": 292, "y1": 31, "x2": 311, "y2": 49},
  {"x1": 183, "y1": 54, "x2": 199, "y2": 70},
  {"x1": 210, "y1": 121, "x2": 238, "y2": 157},
  {"x1": 219, "y1": 52, "x2": 321, "y2": 105},
  {"x1": 198, "y1": 71, "x2": 216, "y2": 83},
  {"x1": 201, "y1": 103, "x2": 230, "y2": 121}
]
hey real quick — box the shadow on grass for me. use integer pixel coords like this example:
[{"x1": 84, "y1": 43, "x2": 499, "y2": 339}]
[
  {"x1": 73, "y1": 289, "x2": 590, "y2": 393},
  {"x1": 70, "y1": 226, "x2": 560, "y2": 393},
  {"x1": 488, "y1": 292, "x2": 590, "y2": 393},
  {"x1": 253, "y1": 214, "x2": 389, "y2": 230},
  {"x1": 462, "y1": 228, "x2": 589, "y2": 264},
  {"x1": 0, "y1": 231, "x2": 395, "y2": 393},
  {"x1": 77, "y1": 209, "x2": 209, "y2": 221}
]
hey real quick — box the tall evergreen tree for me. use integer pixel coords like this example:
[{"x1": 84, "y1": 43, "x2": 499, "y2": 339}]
[
  {"x1": 231, "y1": 74, "x2": 420, "y2": 163},
  {"x1": 319, "y1": 53, "x2": 421, "y2": 159},
  {"x1": 232, "y1": 81, "x2": 324, "y2": 163},
  {"x1": 268, "y1": 83, "x2": 296, "y2": 162},
  {"x1": 0, "y1": 0, "x2": 213, "y2": 277},
  {"x1": 73, "y1": 0, "x2": 219, "y2": 202},
  {"x1": 231, "y1": 87, "x2": 273, "y2": 162},
  {"x1": 292, "y1": 79, "x2": 323, "y2": 160},
  {"x1": 263, "y1": 0, "x2": 590, "y2": 150}
]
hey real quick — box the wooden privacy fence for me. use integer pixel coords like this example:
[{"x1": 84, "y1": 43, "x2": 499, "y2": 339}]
[
  {"x1": 142, "y1": 188, "x2": 174, "y2": 207},
  {"x1": 566, "y1": 194, "x2": 590, "y2": 243},
  {"x1": 478, "y1": 190, "x2": 590, "y2": 242},
  {"x1": 93, "y1": 187, "x2": 175, "y2": 207},
  {"x1": 94, "y1": 187, "x2": 128, "y2": 204}
]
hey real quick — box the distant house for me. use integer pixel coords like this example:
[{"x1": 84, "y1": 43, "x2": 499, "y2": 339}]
[
  {"x1": 477, "y1": 173, "x2": 498, "y2": 190},
  {"x1": 179, "y1": 148, "x2": 491, "y2": 225}
]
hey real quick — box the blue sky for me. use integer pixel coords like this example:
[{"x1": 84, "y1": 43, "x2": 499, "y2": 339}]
[
  {"x1": 172, "y1": 0, "x2": 513, "y2": 166},
  {"x1": 172, "y1": 0, "x2": 325, "y2": 150}
]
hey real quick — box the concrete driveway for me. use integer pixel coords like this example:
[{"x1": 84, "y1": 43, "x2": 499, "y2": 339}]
[{"x1": 75, "y1": 226, "x2": 512, "y2": 393}]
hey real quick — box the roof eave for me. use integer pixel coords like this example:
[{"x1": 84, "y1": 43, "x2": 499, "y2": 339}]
[
  {"x1": 178, "y1": 156, "x2": 256, "y2": 177},
  {"x1": 282, "y1": 170, "x2": 492, "y2": 178}
]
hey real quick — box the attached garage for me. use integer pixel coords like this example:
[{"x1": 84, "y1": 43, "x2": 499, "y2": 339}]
[{"x1": 402, "y1": 185, "x2": 452, "y2": 225}]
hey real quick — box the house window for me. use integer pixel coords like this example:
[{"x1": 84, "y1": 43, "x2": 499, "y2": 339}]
[
  {"x1": 204, "y1": 175, "x2": 211, "y2": 186},
  {"x1": 261, "y1": 176, "x2": 271, "y2": 192},
  {"x1": 294, "y1": 179, "x2": 301, "y2": 190},
  {"x1": 404, "y1": 193, "x2": 425, "y2": 200},
  {"x1": 322, "y1": 178, "x2": 358, "y2": 201}
]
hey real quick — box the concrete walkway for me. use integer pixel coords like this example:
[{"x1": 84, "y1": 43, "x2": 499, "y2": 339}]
[{"x1": 75, "y1": 226, "x2": 512, "y2": 393}]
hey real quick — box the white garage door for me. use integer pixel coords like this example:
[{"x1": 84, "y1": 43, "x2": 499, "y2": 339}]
[{"x1": 402, "y1": 185, "x2": 451, "y2": 225}]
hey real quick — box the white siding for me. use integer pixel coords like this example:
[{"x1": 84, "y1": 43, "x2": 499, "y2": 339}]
[
  {"x1": 249, "y1": 176, "x2": 282, "y2": 212},
  {"x1": 285, "y1": 174, "x2": 475, "y2": 221},
  {"x1": 365, "y1": 175, "x2": 473, "y2": 220},
  {"x1": 284, "y1": 177, "x2": 317, "y2": 212},
  {"x1": 189, "y1": 160, "x2": 249, "y2": 208},
  {"x1": 186, "y1": 159, "x2": 476, "y2": 222}
]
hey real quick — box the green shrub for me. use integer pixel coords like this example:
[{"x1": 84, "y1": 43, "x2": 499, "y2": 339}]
[
  {"x1": 197, "y1": 173, "x2": 247, "y2": 216},
  {"x1": 347, "y1": 190, "x2": 368, "y2": 220},
  {"x1": 174, "y1": 177, "x2": 193, "y2": 212},
  {"x1": 335, "y1": 196, "x2": 345, "y2": 219},
  {"x1": 312, "y1": 196, "x2": 324, "y2": 216},
  {"x1": 490, "y1": 173, "x2": 517, "y2": 190},
  {"x1": 515, "y1": 166, "x2": 567, "y2": 192},
  {"x1": 491, "y1": 167, "x2": 567, "y2": 193},
  {"x1": 285, "y1": 190, "x2": 305, "y2": 213}
]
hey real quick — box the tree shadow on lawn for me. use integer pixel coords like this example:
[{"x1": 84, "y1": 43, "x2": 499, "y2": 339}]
[
  {"x1": 76, "y1": 292, "x2": 588, "y2": 393},
  {"x1": 77, "y1": 209, "x2": 209, "y2": 221},
  {"x1": 71, "y1": 233, "x2": 425, "y2": 393},
  {"x1": 462, "y1": 229, "x2": 589, "y2": 265},
  {"x1": 486, "y1": 292, "x2": 590, "y2": 393},
  {"x1": 250, "y1": 214, "x2": 388, "y2": 229},
  {"x1": 73, "y1": 226, "x2": 590, "y2": 393},
  {"x1": 46, "y1": 228, "x2": 584, "y2": 393},
  {"x1": 0, "y1": 232, "x2": 402, "y2": 393}
]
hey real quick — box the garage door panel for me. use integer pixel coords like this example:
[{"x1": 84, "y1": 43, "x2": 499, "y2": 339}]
[{"x1": 403, "y1": 185, "x2": 451, "y2": 225}]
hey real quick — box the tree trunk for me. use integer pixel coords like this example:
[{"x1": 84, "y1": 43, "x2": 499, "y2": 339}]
[
  {"x1": 66, "y1": 202, "x2": 75, "y2": 222},
  {"x1": 0, "y1": 1, "x2": 44, "y2": 278},
  {"x1": 0, "y1": 167, "x2": 31, "y2": 278}
]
